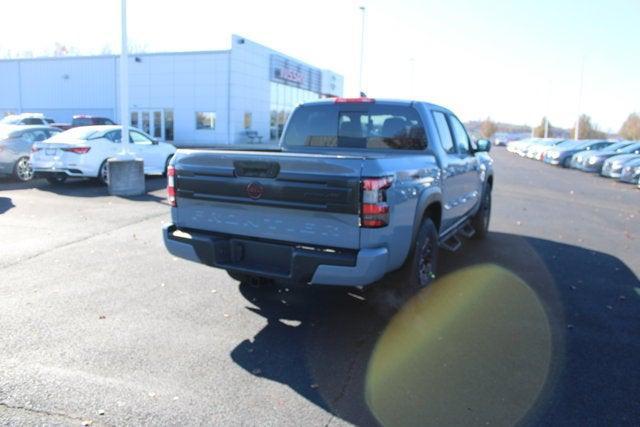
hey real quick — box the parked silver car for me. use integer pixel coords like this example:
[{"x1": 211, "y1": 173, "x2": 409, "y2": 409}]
[
  {"x1": 0, "y1": 125, "x2": 61, "y2": 181},
  {"x1": 570, "y1": 141, "x2": 635, "y2": 172},
  {"x1": 619, "y1": 158, "x2": 640, "y2": 184},
  {"x1": 601, "y1": 145, "x2": 640, "y2": 179}
]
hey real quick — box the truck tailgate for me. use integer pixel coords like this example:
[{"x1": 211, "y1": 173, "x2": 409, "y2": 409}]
[{"x1": 173, "y1": 150, "x2": 363, "y2": 250}]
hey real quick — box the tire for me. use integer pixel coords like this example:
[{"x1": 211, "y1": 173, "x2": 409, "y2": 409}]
[
  {"x1": 46, "y1": 173, "x2": 67, "y2": 185},
  {"x1": 98, "y1": 160, "x2": 109, "y2": 185},
  {"x1": 394, "y1": 218, "x2": 439, "y2": 298},
  {"x1": 13, "y1": 157, "x2": 34, "y2": 182},
  {"x1": 562, "y1": 157, "x2": 572, "y2": 168},
  {"x1": 470, "y1": 186, "x2": 491, "y2": 239}
]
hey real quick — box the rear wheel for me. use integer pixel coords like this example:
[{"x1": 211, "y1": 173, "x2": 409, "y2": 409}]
[
  {"x1": 98, "y1": 160, "x2": 109, "y2": 185},
  {"x1": 46, "y1": 173, "x2": 67, "y2": 185},
  {"x1": 395, "y1": 218, "x2": 439, "y2": 298},
  {"x1": 470, "y1": 186, "x2": 491, "y2": 239},
  {"x1": 13, "y1": 157, "x2": 33, "y2": 182}
]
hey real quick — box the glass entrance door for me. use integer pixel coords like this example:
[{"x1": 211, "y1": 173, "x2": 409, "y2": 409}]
[{"x1": 130, "y1": 109, "x2": 173, "y2": 141}]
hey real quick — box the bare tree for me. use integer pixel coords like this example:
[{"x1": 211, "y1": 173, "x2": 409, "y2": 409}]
[
  {"x1": 479, "y1": 117, "x2": 498, "y2": 139},
  {"x1": 533, "y1": 117, "x2": 551, "y2": 138},
  {"x1": 569, "y1": 114, "x2": 606, "y2": 140},
  {"x1": 619, "y1": 113, "x2": 640, "y2": 140}
]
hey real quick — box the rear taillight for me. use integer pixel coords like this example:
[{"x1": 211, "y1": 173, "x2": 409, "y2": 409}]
[
  {"x1": 167, "y1": 165, "x2": 176, "y2": 207},
  {"x1": 61, "y1": 147, "x2": 91, "y2": 154},
  {"x1": 361, "y1": 177, "x2": 392, "y2": 228}
]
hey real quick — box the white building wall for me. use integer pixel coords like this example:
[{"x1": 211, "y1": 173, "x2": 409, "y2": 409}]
[
  {"x1": 0, "y1": 35, "x2": 343, "y2": 146},
  {"x1": 122, "y1": 51, "x2": 230, "y2": 145},
  {"x1": 0, "y1": 57, "x2": 116, "y2": 122},
  {"x1": 0, "y1": 61, "x2": 21, "y2": 114},
  {"x1": 228, "y1": 36, "x2": 271, "y2": 144}
]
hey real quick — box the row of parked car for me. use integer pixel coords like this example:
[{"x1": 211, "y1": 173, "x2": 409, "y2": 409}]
[
  {"x1": 0, "y1": 113, "x2": 175, "y2": 184},
  {"x1": 506, "y1": 138, "x2": 640, "y2": 187}
]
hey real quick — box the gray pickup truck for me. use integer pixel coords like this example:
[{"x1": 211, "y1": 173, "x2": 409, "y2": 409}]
[{"x1": 163, "y1": 98, "x2": 493, "y2": 295}]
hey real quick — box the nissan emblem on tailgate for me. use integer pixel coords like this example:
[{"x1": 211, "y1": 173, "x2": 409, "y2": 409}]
[{"x1": 247, "y1": 182, "x2": 264, "y2": 200}]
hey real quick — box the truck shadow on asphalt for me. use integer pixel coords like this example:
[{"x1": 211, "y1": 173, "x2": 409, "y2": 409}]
[
  {"x1": 0, "y1": 196, "x2": 15, "y2": 214},
  {"x1": 2, "y1": 177, "x2": 168, "y2": 203},
  {"x1": 231, "y1": 231, "x2": 640, "y2": 426}
]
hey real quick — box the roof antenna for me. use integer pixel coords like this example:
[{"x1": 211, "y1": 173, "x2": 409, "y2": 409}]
[{"x1": 360, "y1": 91, "x2": 367, "y2": 97}]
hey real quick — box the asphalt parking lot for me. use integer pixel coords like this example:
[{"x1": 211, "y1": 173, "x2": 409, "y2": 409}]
[{"x1": 1, "y1": 148, "x2": 639, "y2": 426}]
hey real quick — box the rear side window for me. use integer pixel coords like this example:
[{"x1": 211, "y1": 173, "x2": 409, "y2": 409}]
[
  {"x1": 72, "y1": 117, "x2": 92, "y2": 126},
  {"x1": 282, "y1": 104, "x2": 427, "y2": 150},
  {"x1": 432, "y1": 111, "x2": 455, "y2": 153}
]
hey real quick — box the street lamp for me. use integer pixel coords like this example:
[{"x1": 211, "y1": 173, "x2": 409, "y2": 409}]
[
  {"x1": 358, "y1": 6, "x2": 366, "y2": 96},
  {"x1": 120, "y1": 0, "x2": 130, "y2": 156}
]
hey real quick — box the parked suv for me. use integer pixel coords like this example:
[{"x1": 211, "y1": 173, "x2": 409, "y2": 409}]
[
  {"x1": 163, "y1": 98, "x2": 493, "y2": 296},
  {"x1": 0, "y1": 113, "x2": 54, "y2": 126},
  {"x1": 71, "y1": 115, "x2": 116, "y2": 127}
]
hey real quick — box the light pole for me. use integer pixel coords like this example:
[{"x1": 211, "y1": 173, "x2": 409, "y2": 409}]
[
  {"x1": 119, "y1": 0, "x2": 130, "y2": 156},
  {"x1": 409, "y1": 57, "x2": 415, "y2": 97},
  {"x1": 544, "y1": 80, "x2": 551, "y2": 138},
  {"x1": 108, "y1": 0, "x2": 145, "y2": 196},
  {"x1": 358, "y1": 6, "x2": 366, "y2": 96},
  {"x1": 575, "y1": 57, "x2": 585, "y2": 140}
]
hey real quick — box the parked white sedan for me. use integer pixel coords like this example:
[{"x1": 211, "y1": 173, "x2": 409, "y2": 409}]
[{"x1": 30, "y1": 126, "x2": 176, "y2": 185}]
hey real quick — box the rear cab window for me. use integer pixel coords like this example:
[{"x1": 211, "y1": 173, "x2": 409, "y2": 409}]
[{"x1": 281, "y1": 103, "x2": 428, "y2": 151}]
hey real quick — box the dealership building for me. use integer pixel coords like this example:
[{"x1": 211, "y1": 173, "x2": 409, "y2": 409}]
[{"x1": 0, "y1": 35, "x2": 344, "y2": 145}]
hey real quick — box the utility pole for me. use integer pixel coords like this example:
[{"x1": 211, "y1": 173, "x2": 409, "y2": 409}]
[
  {"x1": 409, "y1": 57, "x2": 415, "y2": 98},
  {"x1": 120, "y1": 0, "x2": 130, "y2": 155},
  {"x1": 358, "y1": 6, "x2": 366, "y2": 96},
  {"x1": 544, "y1": 80, "x2": 551, "y2": 138},
  {"x1": 575, "y1": 57, "x2": 585, "y2": 140}
]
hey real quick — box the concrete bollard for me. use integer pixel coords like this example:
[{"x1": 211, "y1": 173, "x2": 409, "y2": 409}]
[{"x1": 107, "y1": 158, "x2": 145, "y2": 196}]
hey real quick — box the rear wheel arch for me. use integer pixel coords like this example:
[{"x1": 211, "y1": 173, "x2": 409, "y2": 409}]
[{"x1": 412, "y1": 190, "x2": 443, "y2": 243}]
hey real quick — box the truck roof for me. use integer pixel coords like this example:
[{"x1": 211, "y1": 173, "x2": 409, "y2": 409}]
[{"x1": 302, "y1": 97, "x2": 453, "y2": 113}]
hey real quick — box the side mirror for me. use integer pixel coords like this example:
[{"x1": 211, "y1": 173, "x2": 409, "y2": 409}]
[
  {"x1": 152, "y1": 138, "x2": 159, "y2": 145},
  {"x1": 476, "y1": 139, "x2": 491, "y2": 152}
]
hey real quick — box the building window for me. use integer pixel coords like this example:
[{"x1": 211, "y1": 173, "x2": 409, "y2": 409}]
[
  {"x1": 244, "y1": 112, "x2": 252, "y2": 129},
  {"x1": 269, "y1": 82, "x2": 321, "y2": 142},
  {"x1": 196, "y1": 112, "x2": 216, "y2": 130},
  {"x1": 164, "y1": 109, "x2": 174, "y2": 141},
  {"x1": 131, "y1": 112, "x2": 138, "y2": 128},
  {"x1": 153, "y1": 111, "x2": 162, "y2": 138}
]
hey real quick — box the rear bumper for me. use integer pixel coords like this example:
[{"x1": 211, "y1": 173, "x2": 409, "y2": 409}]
[
  {"x1": 31, "y1": 157, "x2": 97, "y2": 177},
  {"x1": 163, "y1": 224, "x2": 388, "y2": 287}
]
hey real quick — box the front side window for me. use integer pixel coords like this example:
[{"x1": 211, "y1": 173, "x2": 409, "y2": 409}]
[
  {"x1": 282, "y1": 104, "x2": 427, "y2": 150},
  {"x1": 432, "y1": 111, "x2": 455, "y2": 153},
  {"x1": 448, "y1": 115, "x2": 471, "y2": 154},
  {"x1": 196, "y1": 112, "x2": 216, "y2": 130},
  {"x1": 23, "y1": 118, "x2": 44, "y2": 125}
]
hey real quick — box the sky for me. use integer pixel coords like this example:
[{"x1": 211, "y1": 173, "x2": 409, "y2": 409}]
[{"x1": 1, "y1": 0, "x2": 638, "y2": 132}]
